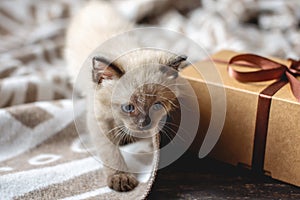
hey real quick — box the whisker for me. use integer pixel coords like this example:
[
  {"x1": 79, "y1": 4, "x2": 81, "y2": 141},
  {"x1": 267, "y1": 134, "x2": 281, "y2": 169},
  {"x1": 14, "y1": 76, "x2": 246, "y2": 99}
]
[
  {"x1": 113, "y1": 128, "x2": 125, "y2": 140},
  {"x1": 163, "y1": 122, "x2": 193, "y2": 141},
  {"x1": 107, "y1": 125, "x2": 124, "y2": 135},
  {"x1": 160, "y1": 129, "x2": 175, "y2": 145},
  {"x1": 117, "y1": 128, "x2": 129, "y2": 145},
  {"x1": 160, "y1": 121, "x2": 189, "y2": 142},
  {"x1": 163, "y1": 121, "x2": 180, "y2": 127},
  {"x1": 159, "y1": 96, "x2": 178, "y2": 108},
  {"x1": 163, "y1": 125, "x2": 187, "y2": 143}
]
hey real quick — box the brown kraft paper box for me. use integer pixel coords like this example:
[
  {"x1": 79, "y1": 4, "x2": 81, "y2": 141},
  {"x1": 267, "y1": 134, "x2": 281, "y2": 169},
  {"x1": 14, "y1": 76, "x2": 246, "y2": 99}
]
[{"x1": 179, "y1": 50, "x2": 300, "y2": 187}]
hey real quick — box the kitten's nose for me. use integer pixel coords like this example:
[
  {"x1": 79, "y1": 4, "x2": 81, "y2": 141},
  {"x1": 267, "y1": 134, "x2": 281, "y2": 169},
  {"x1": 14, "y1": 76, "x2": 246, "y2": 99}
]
[{"x1": 138, "y1": 115, "x2": 151, "y2": 130}]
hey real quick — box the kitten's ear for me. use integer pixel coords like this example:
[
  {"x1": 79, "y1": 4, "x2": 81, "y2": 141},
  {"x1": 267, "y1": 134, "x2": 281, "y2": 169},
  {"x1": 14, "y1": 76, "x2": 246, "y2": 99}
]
[
  {"x1": 161, "y1": 55, "x2": 188, "y2": 79},
  {"x1": 92, "y1": 56, "x2": 124, "y2": 84}
]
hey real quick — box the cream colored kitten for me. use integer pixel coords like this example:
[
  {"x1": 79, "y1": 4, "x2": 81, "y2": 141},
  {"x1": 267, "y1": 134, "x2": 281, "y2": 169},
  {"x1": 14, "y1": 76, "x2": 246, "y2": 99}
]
[{"x1": 65, "y1": 1, "x2": 187, "y2": 192}]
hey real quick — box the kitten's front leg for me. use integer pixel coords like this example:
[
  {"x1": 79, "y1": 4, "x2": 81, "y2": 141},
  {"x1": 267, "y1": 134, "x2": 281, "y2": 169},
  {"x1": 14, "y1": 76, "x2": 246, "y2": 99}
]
[
  {"x1": 102, "y1": 145, "x2": 138, "y2": 192},
  {"x1": 88, "y1": 115, "x2": 138, "y2": 192},
  {"x1": 99, "y1": 139, "x2": 139, "y2": 192}
]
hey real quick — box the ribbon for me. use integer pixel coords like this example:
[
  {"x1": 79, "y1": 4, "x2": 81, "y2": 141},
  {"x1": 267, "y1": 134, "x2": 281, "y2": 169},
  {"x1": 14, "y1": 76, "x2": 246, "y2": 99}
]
[
  {"x1": 226, "y1": 54, "x2": 300, "y2": 173},
  {"x1": 228, "y1": 54, "x2": 300, "y2": 102}
]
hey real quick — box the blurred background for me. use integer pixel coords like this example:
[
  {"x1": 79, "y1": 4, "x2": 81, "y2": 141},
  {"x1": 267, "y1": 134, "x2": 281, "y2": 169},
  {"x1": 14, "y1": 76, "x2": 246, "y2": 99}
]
[{"x1": 1, "y1": 0, "x2": 300, "y2": 77}]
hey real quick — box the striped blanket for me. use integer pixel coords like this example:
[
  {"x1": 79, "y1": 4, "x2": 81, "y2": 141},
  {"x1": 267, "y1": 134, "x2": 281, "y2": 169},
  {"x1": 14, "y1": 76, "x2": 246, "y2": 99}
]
[{"x1": 0, "y1": 1, "x2": 158, "y2": 199}]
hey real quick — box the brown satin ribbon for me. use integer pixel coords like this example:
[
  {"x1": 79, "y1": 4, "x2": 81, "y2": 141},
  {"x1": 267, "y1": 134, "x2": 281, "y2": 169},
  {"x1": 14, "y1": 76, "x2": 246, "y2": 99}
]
[{"x1": 226, "y1": 54, "x2": 300, "y2": 173}]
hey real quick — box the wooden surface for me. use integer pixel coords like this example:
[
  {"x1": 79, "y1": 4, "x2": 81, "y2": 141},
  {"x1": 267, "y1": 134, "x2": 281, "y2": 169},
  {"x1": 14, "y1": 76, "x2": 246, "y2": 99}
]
[{"x1": 148, "y1": 152, "x2": 300, "y2": 200}]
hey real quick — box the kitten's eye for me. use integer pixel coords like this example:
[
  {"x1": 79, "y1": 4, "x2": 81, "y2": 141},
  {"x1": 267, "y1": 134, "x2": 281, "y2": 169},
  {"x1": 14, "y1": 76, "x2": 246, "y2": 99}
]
[
  {"x1": 121, "y1": 104, "x2": 135, "y2": 113},
  {"x1": 153, "y1": 102, "x2": 163, "y2": 111}
]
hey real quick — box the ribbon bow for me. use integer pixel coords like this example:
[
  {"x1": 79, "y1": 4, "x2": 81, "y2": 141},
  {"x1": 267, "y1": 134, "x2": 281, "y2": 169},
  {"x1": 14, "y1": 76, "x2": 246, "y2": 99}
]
[{"x1": 227, "y1": 54, "x2": 300, "y2": 102}]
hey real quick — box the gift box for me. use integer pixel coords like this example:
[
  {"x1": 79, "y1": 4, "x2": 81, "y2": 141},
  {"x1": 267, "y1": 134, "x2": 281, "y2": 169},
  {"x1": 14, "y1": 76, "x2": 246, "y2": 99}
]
[{"x1": 180, "y1": 50, "x2": 300, "y2": 186}]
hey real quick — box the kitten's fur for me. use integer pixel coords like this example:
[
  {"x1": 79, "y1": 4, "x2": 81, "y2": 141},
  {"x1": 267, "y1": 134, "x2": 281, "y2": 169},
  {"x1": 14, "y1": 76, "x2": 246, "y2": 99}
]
[{"x1": 65, "y1": 1, "x2": 186, "y2": 192}]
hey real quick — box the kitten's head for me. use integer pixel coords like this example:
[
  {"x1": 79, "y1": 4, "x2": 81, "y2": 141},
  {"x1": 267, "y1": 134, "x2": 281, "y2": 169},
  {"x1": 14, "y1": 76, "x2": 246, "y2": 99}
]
[{"x1": 92, "y1": 50, "x2": 187, "y2": 136}]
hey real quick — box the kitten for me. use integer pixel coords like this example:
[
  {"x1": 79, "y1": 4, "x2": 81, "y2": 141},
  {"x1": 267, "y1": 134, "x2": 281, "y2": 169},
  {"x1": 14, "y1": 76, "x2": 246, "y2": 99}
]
[{"x1": 65, "y1": 1, "x2": 187, "y2": 192}]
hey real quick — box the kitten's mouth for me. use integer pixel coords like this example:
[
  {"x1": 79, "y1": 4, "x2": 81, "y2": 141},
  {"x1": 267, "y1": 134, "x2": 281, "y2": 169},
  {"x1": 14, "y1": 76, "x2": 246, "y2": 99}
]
[
  {"x1": 129, "y1": 127, "x2": 154, "y2": 133},
  {"x1": 123, "y1": 125, "x2": 157, "y2": 138}
]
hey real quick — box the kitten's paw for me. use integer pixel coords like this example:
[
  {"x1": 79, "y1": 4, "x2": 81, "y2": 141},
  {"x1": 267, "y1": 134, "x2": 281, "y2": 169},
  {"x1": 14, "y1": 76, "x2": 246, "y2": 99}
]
[{"x1": 107, "y1": 172, "x2": 139, "y2": 192}]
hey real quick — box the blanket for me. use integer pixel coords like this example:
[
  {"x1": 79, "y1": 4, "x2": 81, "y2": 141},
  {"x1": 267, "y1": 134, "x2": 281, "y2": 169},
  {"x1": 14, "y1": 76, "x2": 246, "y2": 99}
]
[
  {"x1": 1, "y1": 0, "x2": 299, "y2": 199},
  {"x1": 0, "y1": 0, "x2": 158, "y2": 199}
]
